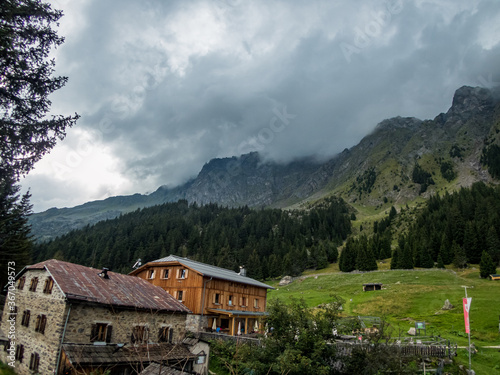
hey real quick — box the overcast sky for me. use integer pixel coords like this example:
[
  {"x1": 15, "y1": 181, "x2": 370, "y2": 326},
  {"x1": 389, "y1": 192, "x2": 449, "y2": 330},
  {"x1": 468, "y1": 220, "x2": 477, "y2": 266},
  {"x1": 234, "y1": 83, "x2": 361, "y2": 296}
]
[{"x1": 21, "y1": 0, "x2": 500, "y2": 212}]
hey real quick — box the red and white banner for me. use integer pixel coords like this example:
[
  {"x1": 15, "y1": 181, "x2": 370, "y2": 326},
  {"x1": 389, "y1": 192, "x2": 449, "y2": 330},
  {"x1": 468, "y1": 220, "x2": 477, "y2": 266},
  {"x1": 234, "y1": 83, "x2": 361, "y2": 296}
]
[{"x1": 463, "y1": 297, "x2": 472, "y2": 333}]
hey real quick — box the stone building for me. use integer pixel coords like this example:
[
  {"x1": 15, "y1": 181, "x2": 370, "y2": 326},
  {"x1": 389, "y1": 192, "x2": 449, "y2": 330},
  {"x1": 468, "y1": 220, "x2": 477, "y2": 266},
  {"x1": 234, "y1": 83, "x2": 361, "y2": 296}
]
[
  {"x1": 130, "y1": 255, "x2": 274, "y2": 336},
  {"x1": 0, "y1": 259, "x2": 206, "y2": 375}
]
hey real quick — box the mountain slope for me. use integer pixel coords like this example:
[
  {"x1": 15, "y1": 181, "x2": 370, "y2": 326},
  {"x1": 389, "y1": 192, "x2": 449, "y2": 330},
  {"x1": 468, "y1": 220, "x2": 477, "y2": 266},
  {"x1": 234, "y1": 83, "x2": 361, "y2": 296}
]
[{"x1": 29, "y1": 86, "x2": 500, "y2": 240}]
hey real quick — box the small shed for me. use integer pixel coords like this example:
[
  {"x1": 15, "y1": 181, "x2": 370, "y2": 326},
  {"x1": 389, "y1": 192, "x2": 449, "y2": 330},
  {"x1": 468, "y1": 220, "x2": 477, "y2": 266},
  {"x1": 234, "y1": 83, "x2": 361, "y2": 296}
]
[
  {"x1": 489, "y1": 274, "x2": 500, "y2": 280},
  {"x1": 363, "y1": 283, "x2": 383, "y2": 292}
]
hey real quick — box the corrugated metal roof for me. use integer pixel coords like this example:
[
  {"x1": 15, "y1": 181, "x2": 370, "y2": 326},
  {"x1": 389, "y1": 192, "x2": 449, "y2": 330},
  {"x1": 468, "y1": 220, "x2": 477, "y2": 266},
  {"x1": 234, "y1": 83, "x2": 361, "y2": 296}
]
[
  {"x1": 148, "y1": 255, "x2": 274, "y2": 289},
  {"x1": 27, "y1": 259, "x2": 190, "y2": 313}
]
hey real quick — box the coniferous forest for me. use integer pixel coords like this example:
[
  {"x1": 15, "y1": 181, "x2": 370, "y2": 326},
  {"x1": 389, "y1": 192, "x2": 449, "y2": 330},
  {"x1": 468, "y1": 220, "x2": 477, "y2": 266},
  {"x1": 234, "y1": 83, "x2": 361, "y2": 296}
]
[
  {"x1": 32, "y1": 182, "x2": 500, "y2": 279},
  {"x1": 33, "y1": 197, "x2": 352, "y2": 277},
  {"x1": 391, "y1": 182, "x2": 500, "y2": 271}
]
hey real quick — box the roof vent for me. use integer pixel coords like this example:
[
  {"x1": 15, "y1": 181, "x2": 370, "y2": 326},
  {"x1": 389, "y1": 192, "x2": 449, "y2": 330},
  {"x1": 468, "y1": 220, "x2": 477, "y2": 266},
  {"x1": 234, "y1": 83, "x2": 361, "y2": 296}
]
[
  {"x1": 238, "y1": 266, "x2": 246, "y2": 277},
  {"x1": 98, "y1": 268, "x2": 110, "y2": 279}
]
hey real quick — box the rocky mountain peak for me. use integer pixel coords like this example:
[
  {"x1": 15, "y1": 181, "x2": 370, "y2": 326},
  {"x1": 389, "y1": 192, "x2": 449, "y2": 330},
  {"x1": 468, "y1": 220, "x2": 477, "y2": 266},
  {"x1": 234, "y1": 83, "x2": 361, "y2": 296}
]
[
  {"x1": 446, "y1": 86, "x2": 495, "y2": 120},
  {"x1": 374, "y1": 116, "x2": 422, "y2": 132}
]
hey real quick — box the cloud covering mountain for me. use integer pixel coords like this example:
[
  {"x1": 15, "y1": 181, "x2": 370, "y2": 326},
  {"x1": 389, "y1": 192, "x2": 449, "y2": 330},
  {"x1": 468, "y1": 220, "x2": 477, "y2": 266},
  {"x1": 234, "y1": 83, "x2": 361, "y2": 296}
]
[{"x1": 22, "y1": 0, "x2": 500, "y2": 212}]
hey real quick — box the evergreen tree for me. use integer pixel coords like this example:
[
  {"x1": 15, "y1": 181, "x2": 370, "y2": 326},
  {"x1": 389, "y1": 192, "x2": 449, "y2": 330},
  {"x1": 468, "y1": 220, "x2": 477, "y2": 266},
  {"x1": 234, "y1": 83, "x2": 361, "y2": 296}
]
[
  {"x1": 390, "y1": 248, "x2": 400, "y2": 270},
  {"x1": 452, "y1": 241, "x2": 467, "y2": 268},
  {"x1": 463, "y1": 222, "x2": 480, "y2": 263},
  {"x1": 440, "y1": 233, "x2": 453, "y2": 265},
  {"x1": 419, "y1": 246, "x2": 434, "y2": 268},
  {"x1": 339, "y1": 239, "x2": 356, "y2": 272},
  {"x1": 479, "y1": 251, "x2": 497, "y2": 278},
  {"x1": 0, "y1": 177, "x2": 32, "y2": 287},
  {"x1": 400, "y1": 243, "x2": 414, "y2": 269},
  {"x1": 486, "y1": 226, "x2": 500, "y2": 263},
  {"x1": 436, "y1": 254, "x2": 445, "y2": 269},
  {"x1": 1, "y1": 0, "x2": 78, "y2": 283}
]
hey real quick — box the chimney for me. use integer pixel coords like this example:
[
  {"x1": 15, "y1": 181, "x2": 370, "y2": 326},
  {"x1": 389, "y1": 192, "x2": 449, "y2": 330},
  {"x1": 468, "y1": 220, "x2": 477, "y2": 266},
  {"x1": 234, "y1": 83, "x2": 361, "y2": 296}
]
[
  {"x1": 239, "y1": 266, "x2": 246, "y2": 277},
  {"x1": 98, "y1": 268, "x2": 110, "y2": 279}
]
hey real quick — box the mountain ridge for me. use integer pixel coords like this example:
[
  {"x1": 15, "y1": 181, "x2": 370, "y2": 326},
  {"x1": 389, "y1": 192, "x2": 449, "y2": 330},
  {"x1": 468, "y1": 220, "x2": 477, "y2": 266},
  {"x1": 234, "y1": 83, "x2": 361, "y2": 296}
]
[{"x1": 29, "y1": 85, "x2": 500, "y2": 240}]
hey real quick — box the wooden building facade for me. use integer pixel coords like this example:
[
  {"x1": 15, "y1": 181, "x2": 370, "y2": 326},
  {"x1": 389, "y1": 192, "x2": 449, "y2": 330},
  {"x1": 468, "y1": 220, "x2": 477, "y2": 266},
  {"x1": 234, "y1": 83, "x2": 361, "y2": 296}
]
[{"x1": 130, "y1": 255, "x2": 274, "y2": 336}]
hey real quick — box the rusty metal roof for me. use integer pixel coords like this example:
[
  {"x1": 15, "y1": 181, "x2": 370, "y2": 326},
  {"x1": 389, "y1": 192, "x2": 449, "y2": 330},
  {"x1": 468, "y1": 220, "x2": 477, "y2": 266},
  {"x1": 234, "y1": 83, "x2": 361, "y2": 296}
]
[{"x1": 27, "y1": 259, "x2": 190, "y2": 313}]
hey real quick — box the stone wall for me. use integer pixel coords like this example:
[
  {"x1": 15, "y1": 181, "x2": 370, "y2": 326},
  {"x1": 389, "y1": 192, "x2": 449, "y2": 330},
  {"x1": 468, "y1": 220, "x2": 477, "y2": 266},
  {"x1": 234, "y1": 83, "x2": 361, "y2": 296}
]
[
  {"x1": 0, "y1": 269, "x2": 68, "y2": 375},
  {"x1": 0, "y1": 268, "x2": 190, "y2": 375},
  {"x1": 186, "y1": 314, "x2": 208, "y2": 334},
  {"x1": 64, "y1": 304, "x2": 188, "y2": 345}
]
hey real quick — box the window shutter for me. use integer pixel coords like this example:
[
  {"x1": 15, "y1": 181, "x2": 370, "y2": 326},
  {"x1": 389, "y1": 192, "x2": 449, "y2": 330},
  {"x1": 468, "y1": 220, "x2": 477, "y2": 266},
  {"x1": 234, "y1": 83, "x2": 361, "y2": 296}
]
[
  {"x1": 41, "y1": 316, "x2": 47, "y2": 334},
  {"x1": 168, "y1": 328, "x2": 173, "y2": 343},
  {"x1": 131, "y1": 327, "x2": 137, "y2": 343},
  {"x1": 35, "y1": 315, "x2": 41, "y2": 332},
  {"x1": 90, "y1": 324, "x2": 97, "y2": 342},
  {"x1": 106, "y1": 325, "x2": 113, "y2": 343},
  {"x1": 184, "y1": 269, "x2": 188, "y2": 278},
  {"x1": 26, "y1": 310, "x2": 30, "y2": 326},
  {"x1": 239, "y1": 297, "x2": 243, "y2": 306},
  {"x1": 212, "y1": 294, "x2": 216, "y2": 304},
  {"x1": 20, "y1": 345, "x2": 24, "y2": 362}
]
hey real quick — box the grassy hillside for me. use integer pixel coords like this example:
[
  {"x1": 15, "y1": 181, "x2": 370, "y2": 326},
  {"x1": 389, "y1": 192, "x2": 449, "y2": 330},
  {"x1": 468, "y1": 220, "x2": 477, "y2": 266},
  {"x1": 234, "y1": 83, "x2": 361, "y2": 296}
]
[{"x1": 268, "y1": 266, "x2": 500, "y2": 374}]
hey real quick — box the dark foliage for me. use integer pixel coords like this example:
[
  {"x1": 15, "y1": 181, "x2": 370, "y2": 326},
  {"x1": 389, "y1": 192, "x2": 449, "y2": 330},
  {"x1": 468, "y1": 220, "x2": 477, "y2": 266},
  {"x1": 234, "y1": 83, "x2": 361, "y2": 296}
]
[
  {"x1": 1, "y1": 0, "x2": 79, "y2": 179},
  {"x1": 439, "y1": 161, "x2": 457, "y2": 182},
  {"x1": 481, "y1": 144, "x2": 500, "y2": 179},
  {"x1": 212, "y1": 297, "x2": 420, "y2": 374},
  {"x1": 403, "y1": 182, "x2": 500, "y2": 267},
  {"x1": 1, "y1": 0, "x2": 77, "y2": 281},
  {"x1": 411, "y1": 162, "x2": 434, "y2": 194},
  {"x1": 479, "y1": 251, "x2": 497, "y2": 278},
  {"x1": 32, "y1": 197, "x2": 352, "y2": 278}
]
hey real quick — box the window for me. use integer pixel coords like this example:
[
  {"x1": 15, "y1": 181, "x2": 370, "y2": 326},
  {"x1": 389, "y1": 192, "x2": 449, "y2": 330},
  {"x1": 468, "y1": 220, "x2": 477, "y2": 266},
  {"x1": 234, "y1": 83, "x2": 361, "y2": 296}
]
[
  {"x1": 214, "y1": 293, "x2": 221, "y2": 305},
  {"x1": 15, "y1": 344, "x2": 24, "y2": 363},
  {"x1": 240, "y1": 297, "x2": 247, "y2": 307},
  {"x1": 131, "y1": 325, "x2": 149, "y2": 344},
  {"x1": 147, "y1": 269, "x2": 155, "y2": 279},
  {"x1": 35, "y1": 315, "x2": 47, "y2": 334},
  {"x1": 29, "y1": 277, "x2": 38, "y2": 292},
  {"x1": 29, "y1": 353, "x2": 40, "y2": 372},
  {"x1": 158, "y1": 326, "x2": 173, "y2": 343},
  {"x1": 90, "y1": 323, "x2": 112, "y2": 343},
  {"x1": 254, "y1": 299, "x2": 259, "y2": 309},
  {"x1": 176, "y1": 290, "x2": 184, "y2": 301},
  {"x1": 43, "y1": 277, "x2": 54, "y2": 294},
  {"x1": 177, "y1": 268, "x2": 188, "y2": 279},
  {"x1": 196, "y1": 351, "x2": 207, "y2": 364},
  {"x1": 162, "y1": 269, "x2": 170, "y2": 279},
  {"x1": 21, "y1": 310, "x2": 30, "y2": 327},
  {"x1": 18, "y1": 277, "x2": 26, "y2": 290},
  {"x1": 228, "y1": 295, "x2": 233, "y2": 306}
]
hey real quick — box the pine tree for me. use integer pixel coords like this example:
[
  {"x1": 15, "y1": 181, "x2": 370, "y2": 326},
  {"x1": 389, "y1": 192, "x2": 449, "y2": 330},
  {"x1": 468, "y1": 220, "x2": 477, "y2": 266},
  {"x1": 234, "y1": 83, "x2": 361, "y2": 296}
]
[
  {"x1": 452, "y1": 241, "x2": 467, "y2": 269},
  {"x1": 436, "y1": 254, "x2": 445, "y2": 269},
  {"x1": 486, "y1": 226, "x2": 500, "y2": 263},
  {"x1": 390, "y1": 248, "x2": 400, "y2": 270},
  {"x1": 463, "y1": 222, "x2": 480, "y2": 264},
  {"x1": 419, "y1": 247, "x2": 434, "y2": 268},
  {"x1": 479, "y1": 251, "x2": 497, "y2": 278}
]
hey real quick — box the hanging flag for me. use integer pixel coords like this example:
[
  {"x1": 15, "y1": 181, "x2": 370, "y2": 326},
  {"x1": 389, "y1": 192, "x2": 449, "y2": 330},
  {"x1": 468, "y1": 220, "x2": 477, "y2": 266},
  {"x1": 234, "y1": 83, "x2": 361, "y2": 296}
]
[{"x1": 463, "y1": 297, "x2": 472, "y2": 333}]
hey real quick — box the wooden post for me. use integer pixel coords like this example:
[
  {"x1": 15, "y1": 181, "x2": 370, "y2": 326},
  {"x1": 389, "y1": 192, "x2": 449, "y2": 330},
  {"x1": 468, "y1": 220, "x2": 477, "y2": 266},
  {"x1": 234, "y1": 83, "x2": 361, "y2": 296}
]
[{"x1": 245, "y1": 317, "x2": 248, "y2": 334}]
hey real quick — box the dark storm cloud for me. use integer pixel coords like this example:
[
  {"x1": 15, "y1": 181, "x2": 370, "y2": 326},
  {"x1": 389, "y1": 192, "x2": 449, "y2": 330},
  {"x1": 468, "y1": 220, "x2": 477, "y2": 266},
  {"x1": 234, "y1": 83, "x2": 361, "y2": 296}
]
[{"x1": 23, "y1": 0, "x2": 500, "y2": 211}]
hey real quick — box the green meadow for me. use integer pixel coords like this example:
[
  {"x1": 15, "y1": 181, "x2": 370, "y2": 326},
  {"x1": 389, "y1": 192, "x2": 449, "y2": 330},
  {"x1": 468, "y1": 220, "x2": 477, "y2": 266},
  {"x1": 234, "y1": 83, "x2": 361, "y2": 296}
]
[{"x1": 268, "y1": 266, "x2": 500, "y2": 374}]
